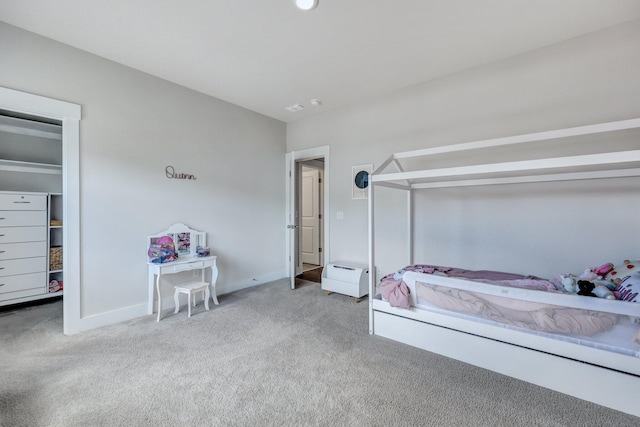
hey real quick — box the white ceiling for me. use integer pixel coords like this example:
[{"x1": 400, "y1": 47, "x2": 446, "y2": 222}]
[{"x1": 1, "y1": 1, "x2": 640, "y2": 123}]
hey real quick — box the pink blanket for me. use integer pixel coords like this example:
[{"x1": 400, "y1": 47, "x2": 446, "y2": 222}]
[
  {"x1": 416, "y1": 282, "x2": 618, "y2": 336},
  {"x1": 378, "y1": 264, "x2": 559, "y2": 309},
  {"x1": 379, "y1": 279, "x2": 411, "y2": 309}
]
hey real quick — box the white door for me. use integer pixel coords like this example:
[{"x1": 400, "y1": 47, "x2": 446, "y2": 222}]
[
  {"x1": 286, "y1": 153, "x2": 302, "y2": 289},
  {"x1": 286, "y1": 146, "x2": 330, "y2": 290},
  {"x1": 301, "y1": 167, "x2": 320, "y2": 265}
]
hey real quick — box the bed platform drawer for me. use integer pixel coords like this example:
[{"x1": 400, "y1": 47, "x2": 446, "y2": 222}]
[{"x1": 321, "y1": 261, "x2": 369, "y2": 299}]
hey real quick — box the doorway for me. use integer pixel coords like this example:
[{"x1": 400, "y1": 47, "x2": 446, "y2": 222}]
[
  {"x1": 286, "y1": 146, "x2": 330, "y2": 289},
  {"x1": 0, "y1": 87, "x2": 81, "y2": 335},
  {"x1": 298, "y1": 161, "x2": 324, "y2": 283}
]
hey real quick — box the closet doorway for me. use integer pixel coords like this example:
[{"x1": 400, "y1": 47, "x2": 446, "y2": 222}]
[
  {"x1": 0, "y1": 87, "x2": 81, "y2": 335},
  {"x1": 286, "y1": 146, "x2": 330, "y2": 289}
]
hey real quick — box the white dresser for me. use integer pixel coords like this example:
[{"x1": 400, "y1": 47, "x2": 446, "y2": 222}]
[{"x1": 0, "y1": 192, "x2": 49, "y2": 304}]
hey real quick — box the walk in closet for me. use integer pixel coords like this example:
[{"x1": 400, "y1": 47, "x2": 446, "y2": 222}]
[{"x1": 0, "y1": 111, "x2": 64, "y2": 306}]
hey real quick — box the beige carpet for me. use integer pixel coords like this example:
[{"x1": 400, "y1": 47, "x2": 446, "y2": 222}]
[{"x1": 1, "y1": 278, "x2": 638, "y2": 427}]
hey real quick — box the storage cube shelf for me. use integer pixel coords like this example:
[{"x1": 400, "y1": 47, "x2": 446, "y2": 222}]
[
  {"x1": 321, "y1": 261, "x2": 369, "y2": 303},
  {"x1": 49, "y1": 246, "x2": 63, "y2": 271}
]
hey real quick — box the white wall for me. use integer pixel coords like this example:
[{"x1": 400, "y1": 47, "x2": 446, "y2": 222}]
[
  {"x1": 0, "y1": 23, "x2": 287, "y2": 326},
  {"x1": 287, "y1": 19, "x2": 640, "y2": 279}
]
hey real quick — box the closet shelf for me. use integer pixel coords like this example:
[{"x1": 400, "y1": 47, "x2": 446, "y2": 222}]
[
  {"x1": 0, "y1": 159, "x2": 62, "y2": 175},
  {"x1": 0, "y1": 117, "x2": 62, "y2": 140}
]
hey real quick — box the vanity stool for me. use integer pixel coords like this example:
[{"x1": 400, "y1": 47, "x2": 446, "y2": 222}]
[{"x1": 173, "y1": 281, "x2": 210, "y2": 318}]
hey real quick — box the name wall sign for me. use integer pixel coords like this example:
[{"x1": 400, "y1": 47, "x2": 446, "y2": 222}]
[{"x1": 165, "y1": 165, "x2": 196, "y2": 180}]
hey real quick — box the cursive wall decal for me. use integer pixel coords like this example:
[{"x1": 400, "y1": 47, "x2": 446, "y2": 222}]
[{"x1": 165, "y1": 165, "x2": 196, "y2": 180}]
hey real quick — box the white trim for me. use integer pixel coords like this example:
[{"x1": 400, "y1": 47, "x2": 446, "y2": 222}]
[
  {"x1": 0, "y1": 86, "x2": 81, "y2": 335},
  {"x1": 218, "y1": 270, "x2": 288, "y2": 295},
  {"x1": 153, "y1": 270, "x2": 287, "y2": 316},
  {"x1": 79, "y1": 303, "x2": 147, "y2": 332},
  {"x1": 373, "y1": 310, "x2": 640, "y2": 417},
  {"x1": 411, "y1": 168, "x2": 640, "y2": 189},
  {"x1": 375, "y1": 150, "x2": 640, "y2": 183},
  {"x1": 392, "y1": 117, "x2": 640, "y2": 160},
  {"x1": 0, "y1": 87, "x2": 81, "y2": 120},
  {"x1": 81, "y1": 270, "x2": 288, "y2": 330}
]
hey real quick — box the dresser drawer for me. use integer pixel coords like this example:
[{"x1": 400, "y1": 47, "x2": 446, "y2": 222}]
[
  {"x1": 0, "y1": 257, "x2": 47, "y2": 277},
  {"x1": 0, "y1": 193, "x2": 46, "y2": 211},
  {"x1": 158, "y1": 259, "x2": 206, "y2": 274},
  {"x1": 0, "y1": 226, "x2": 46, "y2": 244},
  {"x1": 0, "y1": 210, "x2": 47, "y2": 227},
  {"x1": 0, "y1": 272, "x2": 46, "y2": 295},
  {"x1": 0, "y1": 241, "x2": 47, "y2": 260}
]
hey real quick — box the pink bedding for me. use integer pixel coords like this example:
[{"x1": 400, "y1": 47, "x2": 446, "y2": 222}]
[
  {"x1": 415, "y1": 282, "x2": 618, "y2": 336},
  {"x1": 378, "y1": 264, "x2": 559, "y2": 309}
]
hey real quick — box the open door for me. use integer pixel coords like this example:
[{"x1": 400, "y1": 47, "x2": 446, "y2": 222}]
[
  {"x1": 286, "y1": 146, "x2": 330, "y2": 290},
  {"x1": 286, "y1": 153, "x2": 302, "y2": 289}
]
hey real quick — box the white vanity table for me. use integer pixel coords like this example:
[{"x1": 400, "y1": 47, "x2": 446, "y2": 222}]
[{"x1": 146, "y1": 223, "x2": 218, "y2": 321}]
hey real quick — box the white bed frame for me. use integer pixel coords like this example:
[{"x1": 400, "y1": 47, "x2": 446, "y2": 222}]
[{"x1": 367, "y1": 118, "x2": 640, "y2": 417}]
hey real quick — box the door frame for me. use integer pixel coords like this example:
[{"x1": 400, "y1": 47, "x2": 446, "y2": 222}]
[
  {"x1": 286, "y1": 146, "x2": 330, "y2": 289},
  {"x1": 0, "y1": 86, "x2": 81, "y2": 335}
]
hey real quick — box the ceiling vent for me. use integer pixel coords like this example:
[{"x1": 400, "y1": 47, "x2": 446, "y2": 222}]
[{"x1": 285, "y1": 103, "x2": 305, "y2": 113}]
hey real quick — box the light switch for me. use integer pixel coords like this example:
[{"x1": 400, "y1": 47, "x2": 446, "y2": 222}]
[{"x1": 337, "y1": 211, "x2": 344, "y2": 220}]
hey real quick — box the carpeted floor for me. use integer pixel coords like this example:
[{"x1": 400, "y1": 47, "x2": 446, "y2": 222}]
[{"x1": 1, "y1": 278, "x2": 638, "y2": 427}]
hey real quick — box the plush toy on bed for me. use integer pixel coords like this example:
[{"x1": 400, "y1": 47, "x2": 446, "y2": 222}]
[
  {"x1": 558, "y1": 273, "x2": 615, "y2": 299},
  {"x1": 575, "y1": 280, "x2": 615, "y2": 299},
  {"x1": 615, "y1": 273, "x2": 640, "y2": 302},
  {"x1": 607, "y1": 260, "x2": 639, "y2": 286},
  {"x1": 599, "y1": 260, "x2": 640, "y2": 303},
  {"x1": 578, "y1": 263, "x2": 614, "y2": 284},
  {"x1": 559, "y1": 274, "x2": 579, "y2": 293},
  {"x1": 577, "y1": 280, "x2": 597, "y2": 297}
]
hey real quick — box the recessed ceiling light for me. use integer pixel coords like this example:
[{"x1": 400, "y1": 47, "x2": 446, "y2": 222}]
[
  {"x1": 295, "y1": 0, "x2": 318, "y2": 11},
  {"x1": 310, "y1": 99, "x2": 321, "y2": 107}
]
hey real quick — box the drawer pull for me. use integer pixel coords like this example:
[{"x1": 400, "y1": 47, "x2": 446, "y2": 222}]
[
  {"x1": 0, "y1": 251, "x2": 4, "y2": 254},
  {"x1": 0, "y1": 283, "x2": 4, "y2": 287},
  {"x1": 13, "y1": 201, "x2": 31, "y2": 204}
]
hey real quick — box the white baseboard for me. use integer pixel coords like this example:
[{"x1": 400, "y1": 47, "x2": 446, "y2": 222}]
[
  {"x1": 79, "y1": 302, "x2": 147, "y2": 332},
  {"x1": 218, "y1": 269, "x2": 288, "y2": 295},
  {"x1": 77, "y1": 270, "x2": 288, "y2": 332}
]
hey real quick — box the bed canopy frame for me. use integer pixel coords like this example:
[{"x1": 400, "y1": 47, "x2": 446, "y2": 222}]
[{"x1": 367, "y1": 118, "x2": 640, "y2": 416}]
